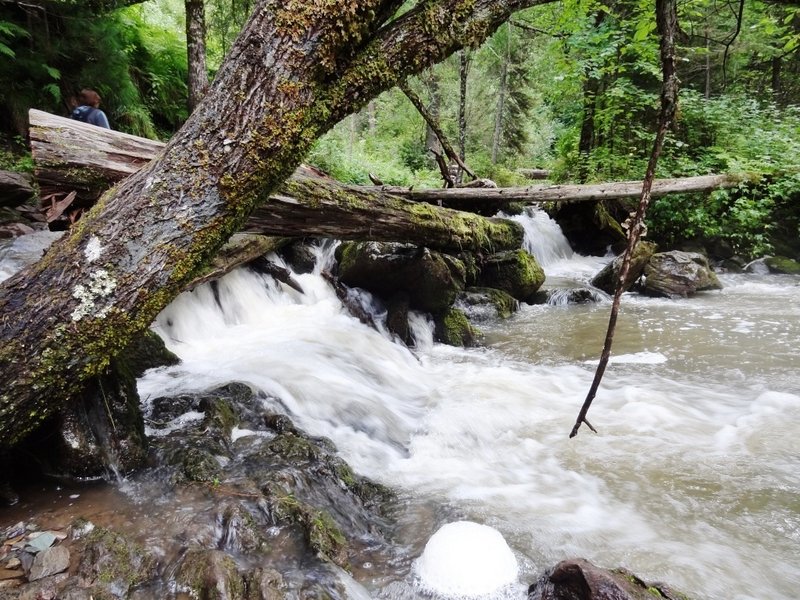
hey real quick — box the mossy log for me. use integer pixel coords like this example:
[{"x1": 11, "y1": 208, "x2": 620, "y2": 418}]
[
  {"x1": 29, "y1": 109, "x2": 523, "y2": 254},
  {"x1": 3, "y1": 0, "x2": 550, "y2": 449}
]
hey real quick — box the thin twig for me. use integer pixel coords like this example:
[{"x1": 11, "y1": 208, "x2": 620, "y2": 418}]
[{"x1": 570, "y1": 0, "x2": 680, "y2": 438}]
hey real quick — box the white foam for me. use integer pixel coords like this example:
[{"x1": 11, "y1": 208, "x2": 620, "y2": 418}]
[
  {"x1": 413, "y1": 521, "x2": 519, "y2": 598},
  {"x1": 584, "y1": 351, "x2": 668, "y2": 365}
]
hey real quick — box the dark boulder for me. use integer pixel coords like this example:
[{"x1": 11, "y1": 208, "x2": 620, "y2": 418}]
[
  {"x1": 643, "y1": 251, "x2": 723, "y2": 298},
  {"x1": 455, "y1": 287, "x2": 519, "y2": 321},
  {"x1": 337, "y1": 241, "x2": 465, "y2": 313},
  {"x1": 590, "y1": 241, "x2": 657, "y2": 295},
  {"x1": 278, "y1": 237, "x2": 320, "y2": 274},
  {"x1": 528, "y1": 558, "x2": 691, "y2": 600},
  {"x1": 552, "y1": 201, "x2": 629, "y2": 256}
]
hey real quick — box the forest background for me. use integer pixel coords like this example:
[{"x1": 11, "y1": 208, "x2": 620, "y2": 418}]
[{"x1": 1, "y1": 0, "x2": 798, "y2": 259}]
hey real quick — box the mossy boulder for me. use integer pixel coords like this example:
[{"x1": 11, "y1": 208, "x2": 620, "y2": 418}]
[
  {"x1": 764, "y1": 255, "x2": 800, "y2": 275},
  {"x1": 336, "y1": 241, "x2": 465, "y2": 313},
  {"x1": 591, "y1": 240, "x2": 658, "y2": 295},
  {"x1": 434, "y1": 307, "x2": 478, "y2": 347},
  {"x1": 455, "y1": 287, "x2": 519, "y2": 321},
  {"x1": 477, "y1": 249, "x2": 544, "y2": 302},
  {"x1": 643, "y1": 251, "x2": 723, "y2": 298},
  {"x1": 77, "y1": 525, "x2": 157, "y2": 594}
]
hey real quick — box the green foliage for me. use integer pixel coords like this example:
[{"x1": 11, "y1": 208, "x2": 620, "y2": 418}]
[
  {"x1": 647, "y1": 91, "x2": 800, "y2": 257},
  {"x1": 0, "y1": 3, "x2": 187, "y2": 139}
]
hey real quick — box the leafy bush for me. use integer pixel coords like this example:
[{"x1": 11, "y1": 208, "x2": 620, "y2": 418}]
[{"x1": 646, "y1": 91, "x2": 800, "y2": 258}]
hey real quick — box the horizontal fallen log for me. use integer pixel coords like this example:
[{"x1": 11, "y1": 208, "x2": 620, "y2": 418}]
[
  {"x1": 369, "y1": 173, "x2": 751, "y2": 207},
  {"x1": 517, "y1": 168, "x2": 551, "y2": 180},
  {"x1": 28, "y1": 109, "x2": 523, "y2": 253}
]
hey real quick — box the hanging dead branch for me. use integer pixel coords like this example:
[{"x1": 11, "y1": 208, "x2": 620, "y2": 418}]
[
  {"x1": 569, "y1": 0, "x2": 680, "y2": 438},
  {"x1": 399, "y1": 81, "x2": 478, "y2": 183}
]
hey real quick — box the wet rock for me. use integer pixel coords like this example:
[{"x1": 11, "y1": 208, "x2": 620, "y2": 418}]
[
  {"x1": 181, "y1": 446, "x2": 224, "y2": 483},
  {"x1": 278, "y1": 237, "x2": 319, "y2": 274},
  {"x1": 385, "y1": 292, "x2": 412, "y2": 344},
  {"x1": 120, "y1": 330, "x2": 180, "y2": 377},
  {"x1": 477, "y1": 249, "x2": 545, "y2": 302},
  {"x1": 216, "y1": 502, "x2": 269, "y2": 553},
  {"x1": 434, "y1": 307, "x2": 478, "y2": 347},
  {"x1": 455, "y1": 287, "x2": 519, "y2": 321},
  {"x1": 764, "y1": 255, "x2": 800, "y2": 275},
  {"x1": 246, "y1": 568, "x2": 287, "y2": 600},
  {"x1": 528, "y1": 558, "x2": 690, "y2": 600},
  {"x1": 744, "y1": 257, "x2": 770, "y2": 274},
  {"x1": 176, "y1": 549, "x2": 247, "y2": 600},
  {"x1": 28, "y1": 546, "x2": 69, "y2": 581},
  {"x1": 264, "y1": 482, "x2": 349, "y2": 567},
  {"x1": 76, "y1": 525, "x2": 157, "y2": 595},
  {"x1": 337, "y1": 242, "x2": 466, "y2": 313},
  {"x1": 643, "y1": 251, "x2": 723, "y2": 298},
  {"x1": 543, "y1": 287, "x2": 608, "y2": 305},
  {"x1": 591, "y1": 241, "x2": 657, "y2": 295}
]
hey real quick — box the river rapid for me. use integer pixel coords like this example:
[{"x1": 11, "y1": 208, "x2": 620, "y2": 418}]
[{"x1": 2, "y1": 212, "x2": 799, "y2": 599}]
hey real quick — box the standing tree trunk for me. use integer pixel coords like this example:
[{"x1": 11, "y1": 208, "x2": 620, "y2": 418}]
[
  {"x1": 458, "y1": 50, "x2": 469, "y2": 184},
  {"x1": 185, "y1": 0, "x2": 209, "y2": 111},
  {"x1": 0, "y1": 0, "x2": 557, "y2": 449},
  {"x1": 491, "y1": 26, "x2": 510, "y2": 164}
]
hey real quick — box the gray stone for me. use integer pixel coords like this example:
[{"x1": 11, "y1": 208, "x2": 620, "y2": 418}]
[
  {"x1": 28, "y1": 546, "x2": 70, "y2": 581},
  {"x1": 27, "y1": 532, "x2": 56, "y2": 553},
  {"x1": 643, "y1": 251, "x2": 723, "y2": 298}
]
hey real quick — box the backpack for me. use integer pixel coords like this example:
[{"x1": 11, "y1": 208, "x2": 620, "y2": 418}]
[{"x1": 71, "y1": 106, "x2": 95, "y2": 123}]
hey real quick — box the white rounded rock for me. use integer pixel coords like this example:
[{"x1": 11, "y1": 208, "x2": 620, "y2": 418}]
[{"x1": 413, "y1": 521, "x2": 519, "y2": 598}]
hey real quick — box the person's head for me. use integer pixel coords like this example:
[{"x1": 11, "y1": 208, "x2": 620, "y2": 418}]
[{"x1": 78, "y1": 89, "x2": 101, "y2": 108}]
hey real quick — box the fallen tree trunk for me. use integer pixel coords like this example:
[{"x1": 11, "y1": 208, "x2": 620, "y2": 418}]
[
  {"x1": 2, "y1": 0, "x2": 549, "y2": 449},
  {"x1": 371, "y1": 173, "x2": 750, "y2": 207},
  {"x1": 29, "y1": 110, "x2": 522, "y2": 254}
]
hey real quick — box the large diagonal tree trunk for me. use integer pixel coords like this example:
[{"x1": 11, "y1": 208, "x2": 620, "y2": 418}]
[{"x1": 0, "y1": 0, "x2": 555, "y2": 448}]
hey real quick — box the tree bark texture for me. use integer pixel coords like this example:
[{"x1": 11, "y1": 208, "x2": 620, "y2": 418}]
[
  {"x1": 29, "y1": 109, "x2": 522, "y2": 253},
  {"x1": 185, "y1": 0, "x2": 210, "y2": 112},
  {"x1": 2, "y1": 0, "x2": 556, "y2": 447}
]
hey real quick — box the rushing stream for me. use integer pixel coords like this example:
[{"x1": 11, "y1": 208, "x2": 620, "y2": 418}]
[{"x1": 2, "y1": 211, "x2": 799, "y2": 599}]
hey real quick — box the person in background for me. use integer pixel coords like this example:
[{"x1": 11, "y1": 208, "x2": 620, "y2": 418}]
[{"x1": 70, "y1": 89, "x2": 110, "y2": 129}]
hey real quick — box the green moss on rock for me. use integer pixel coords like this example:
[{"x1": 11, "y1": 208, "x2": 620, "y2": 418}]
[
  {"x1": 477, "y1": 249, "x2": 545, "y2": 301},
  {"x1": 765, "y1": 255, "x2": 800, "y2": 274},
  {"x1": 435, "y1": 307, "x2": 477, "y2": 347}
]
